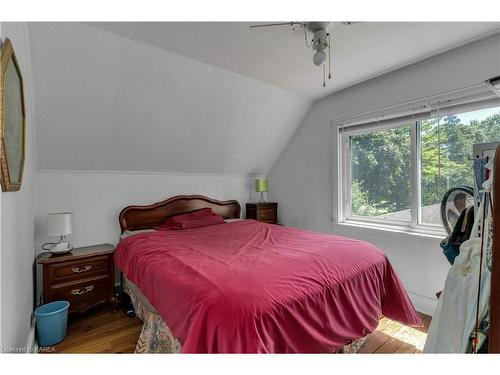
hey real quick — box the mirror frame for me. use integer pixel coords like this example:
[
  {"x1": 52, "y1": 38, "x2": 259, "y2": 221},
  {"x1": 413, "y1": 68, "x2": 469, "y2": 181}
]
[{"x1": 0, "y1": 38, "x2": 26, "y2": 192}]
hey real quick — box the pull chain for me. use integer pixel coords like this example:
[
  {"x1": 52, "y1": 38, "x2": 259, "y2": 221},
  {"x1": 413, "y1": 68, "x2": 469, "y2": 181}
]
[
  {"x1": 323, "y1": 64, "x2": 326, "y2": 87},
  {"x1": 328, "y1": 33, "x2": 332, "y2": 79},
  {"x1": 304, "y1": 26, "x2": 312, "y2": 47}
]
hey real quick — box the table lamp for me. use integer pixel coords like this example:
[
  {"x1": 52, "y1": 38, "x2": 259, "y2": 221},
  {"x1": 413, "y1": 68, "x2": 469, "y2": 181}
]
[
  {"x1": 46, "y1": 212, "x2": 73, "y2": 254},
  {"x1": 255, "y1": 178, "x2": 268, "y2": 203}
]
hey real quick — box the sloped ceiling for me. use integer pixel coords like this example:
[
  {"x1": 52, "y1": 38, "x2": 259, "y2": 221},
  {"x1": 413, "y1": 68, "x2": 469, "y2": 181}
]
[
  {"x1": 88, "y1": 22, "x2": 500, "y2": 99},
  {"x1": 28, "y1": 22, "x2": 312, "y2": 175}
]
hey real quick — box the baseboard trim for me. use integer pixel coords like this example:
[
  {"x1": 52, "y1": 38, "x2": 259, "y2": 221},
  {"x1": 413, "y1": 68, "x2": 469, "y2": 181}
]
[
  {"x1": 407, "y1": 291, "x2": 437, "y2": 316},
  {"x1": 36, "y1": 169, "x2": 265, "y2": 179},
  {"x1": 26, "y1": 315, "x2": 37, "y2": 353}
]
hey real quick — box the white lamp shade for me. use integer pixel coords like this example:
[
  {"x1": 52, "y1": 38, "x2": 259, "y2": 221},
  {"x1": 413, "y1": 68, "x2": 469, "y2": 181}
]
[{"x1": 47, "y1": 212, "x2": 73, "y2": 237}]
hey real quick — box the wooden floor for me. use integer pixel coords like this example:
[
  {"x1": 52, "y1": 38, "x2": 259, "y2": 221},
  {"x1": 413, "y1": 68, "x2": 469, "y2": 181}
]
[
  {"x1": 51, "y1": 305, "x2": 431, "y2": 354},
  {"x1": 52, "y1": 305, "x2": 143, "y2": 353},
  {"x1": 357, "y1": 313, "x2": 431, "y2": 353}
]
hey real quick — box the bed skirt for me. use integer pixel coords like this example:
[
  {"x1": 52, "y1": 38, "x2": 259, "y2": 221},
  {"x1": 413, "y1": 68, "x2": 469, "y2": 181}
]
[
  {"x1": 124, "y1": 278, "x2": 369, "y2": 354},
  {"x1": 124, "y1": 279, "x2": 181, "y2": 353}
]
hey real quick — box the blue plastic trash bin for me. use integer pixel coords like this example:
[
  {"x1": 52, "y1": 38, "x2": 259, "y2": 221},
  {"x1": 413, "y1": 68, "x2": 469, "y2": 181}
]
[{"x1": 35, "y1": 301, "x2": 70, "y2": 346}]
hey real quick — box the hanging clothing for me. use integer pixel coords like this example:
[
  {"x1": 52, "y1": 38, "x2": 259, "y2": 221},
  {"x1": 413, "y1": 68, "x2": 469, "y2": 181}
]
[
  {"x1": 424, "y1": 157, "x2": 494, "y2": 353},
  {"x1": 440, "y1": 206, "x2": 474, "y2": 265}
]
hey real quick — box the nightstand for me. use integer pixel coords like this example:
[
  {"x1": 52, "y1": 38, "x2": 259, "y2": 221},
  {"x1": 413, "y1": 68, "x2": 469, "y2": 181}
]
[
  {"x1": 246, "y1": 202, "x2": 278, "y2": 224},
  {"x1": 37, "y1": 244, "x2": 117, "y2": 314}
]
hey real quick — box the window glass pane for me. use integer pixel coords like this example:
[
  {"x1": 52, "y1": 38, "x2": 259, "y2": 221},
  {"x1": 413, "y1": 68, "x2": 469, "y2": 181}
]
[
  {"x1": 350, "y1": 125, "x2": 412, "y2": 222},
  {"x1": 420, "y1": 106, "x2": 500, "y2": 225}
]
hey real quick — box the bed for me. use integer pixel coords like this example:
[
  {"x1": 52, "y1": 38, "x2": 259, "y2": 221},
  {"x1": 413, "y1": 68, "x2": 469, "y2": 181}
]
[{"x1": 114, "y1": 195, "x2": 421, "y2": 353}]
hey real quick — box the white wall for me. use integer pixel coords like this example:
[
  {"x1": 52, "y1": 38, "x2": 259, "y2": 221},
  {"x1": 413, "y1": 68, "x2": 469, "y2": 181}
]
[
  {"x1": 269, "y1": 34, "x2": 500, "y2": 316},
  {"x1": 34, "y1": 170, "x2": 265, "y2": 299},
  {"x1": 0, "y1": 22, "x2": 37, "y2": 350}
]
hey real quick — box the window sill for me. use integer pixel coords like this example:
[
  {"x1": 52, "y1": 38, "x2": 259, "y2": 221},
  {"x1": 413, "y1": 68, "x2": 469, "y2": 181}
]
[{"x1": 333, "y1": 220, "x2": 446, "y2": 239}]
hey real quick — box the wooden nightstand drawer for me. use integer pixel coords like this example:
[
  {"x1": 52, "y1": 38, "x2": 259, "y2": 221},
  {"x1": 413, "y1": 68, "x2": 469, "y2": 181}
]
[
  {"x1": 246, "y1": 202, "x2": 278, "y2": 224},
  {"x1": 50, "y1": 276, "x2": 113, "y2": 314},
  {"x1": 38, "y1": 244, "x2": 117, "y2": 314},
  {"x1": 48, "y1": 256, "x2": 111, "y2": 284},
  {"x1": 257, "y1": 209, "x2": 277, "y2": 222}
]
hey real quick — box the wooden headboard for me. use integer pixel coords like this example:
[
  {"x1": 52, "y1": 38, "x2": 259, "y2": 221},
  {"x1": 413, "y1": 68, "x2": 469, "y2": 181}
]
[{"x1": 118, "y1": 195, "x2": 241, "y2": 233}]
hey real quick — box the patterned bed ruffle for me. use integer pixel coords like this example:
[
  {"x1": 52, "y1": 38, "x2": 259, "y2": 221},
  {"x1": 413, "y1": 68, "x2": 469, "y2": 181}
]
[
  {"x1": 339, "y1": 335, "x2": 370, "y2": 353},
  {"x1": 124, "y1": 281, "x2": 181, "y2": 353},
  {"x1": 124, "y1": 280, "x2": 369, "y2": 354}
]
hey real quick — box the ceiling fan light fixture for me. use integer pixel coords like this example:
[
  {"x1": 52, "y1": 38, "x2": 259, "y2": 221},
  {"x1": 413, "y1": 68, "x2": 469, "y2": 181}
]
[
  {"x1": 313, "y1": 50, "x2": 327, "y2": 66},
  {"x1": 248, "y1": 21, "x2": 335, "y2": 88},
  {"x1": 312, "y1": 29, "x2": 328, "y2": 51}
]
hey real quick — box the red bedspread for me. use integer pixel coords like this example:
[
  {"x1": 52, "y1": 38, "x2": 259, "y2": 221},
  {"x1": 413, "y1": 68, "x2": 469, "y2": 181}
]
[{"x1": 115, "y1": 220, "x2": 421, "y2": 353}]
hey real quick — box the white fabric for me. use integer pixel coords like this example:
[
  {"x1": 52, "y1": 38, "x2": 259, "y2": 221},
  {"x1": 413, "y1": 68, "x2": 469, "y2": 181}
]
[
  {"x1": 224, "y1": 218, "x2": 246, "y2": 223},
  {"x1": 424, "y1": 157, "x2": 494, "y2": 353},
  {"x1": 120, "y1": 221, "x2": 247, "y2": 239},
  {"x1": 120, "y1": 229, "x2": 157, "y2": 240}
]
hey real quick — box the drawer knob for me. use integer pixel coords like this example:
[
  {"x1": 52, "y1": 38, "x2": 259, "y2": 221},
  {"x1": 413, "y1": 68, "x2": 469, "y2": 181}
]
[
  {"x1": 70, "y1": 285, "x2": 94, "y2": 295},
  {"x1": 72, "y1": 265, "x2": 92, "y2": 273}
]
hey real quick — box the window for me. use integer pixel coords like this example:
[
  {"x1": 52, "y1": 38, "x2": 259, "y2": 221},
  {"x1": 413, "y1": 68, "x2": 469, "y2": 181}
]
[
  {"x1": 349, "y1": 125, "x2": 412, "y2": 222},
  {"x1": 339, "y1": 99, "x2": 500, "y2": 233},
  {"x1": 420, "y1": 107, "x2": 500, "y2": 226}
]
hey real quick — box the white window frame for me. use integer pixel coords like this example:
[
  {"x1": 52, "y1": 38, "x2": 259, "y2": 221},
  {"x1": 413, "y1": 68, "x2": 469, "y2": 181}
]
[
  {"x1": 339, "y1": 120, "x2": 438, "y2": 233},
  {"x1": 335, "y1": 89, "x2": 500, "y2": 236}
]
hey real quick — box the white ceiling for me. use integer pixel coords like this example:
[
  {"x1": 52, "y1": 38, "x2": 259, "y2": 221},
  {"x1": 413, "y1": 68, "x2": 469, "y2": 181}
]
[{"x1": 88, "y1": 22, "x2": 500, "y2": 99}]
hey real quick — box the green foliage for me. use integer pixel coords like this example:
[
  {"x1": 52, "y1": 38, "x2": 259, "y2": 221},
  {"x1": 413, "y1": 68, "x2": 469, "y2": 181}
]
[
  {"x1": 351, "y1": 180, "x2": 384, "y2": 216},
  {"x1": 350, "y1": 109, "x2": 500, "y2": 217},
  {"x1": 421, "y1": 112, "x2": 500, "y2": 207},
  {"x1": 351, "y1": 126, "x2": 411, "y2": 216}
]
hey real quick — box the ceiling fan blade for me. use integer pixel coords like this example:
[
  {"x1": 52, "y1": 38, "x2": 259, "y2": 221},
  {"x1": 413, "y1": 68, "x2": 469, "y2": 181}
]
[{"x1": 249, "y1": 22, "x2": 304, "y2": 30}]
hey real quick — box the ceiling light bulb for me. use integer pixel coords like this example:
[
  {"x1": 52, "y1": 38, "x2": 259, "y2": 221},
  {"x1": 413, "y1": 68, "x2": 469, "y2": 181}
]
[{"x1": 313, "y1": 51, "x2": 326, "y2": 66}]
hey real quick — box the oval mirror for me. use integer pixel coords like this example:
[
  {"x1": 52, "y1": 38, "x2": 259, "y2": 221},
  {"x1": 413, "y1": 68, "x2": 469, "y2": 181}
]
[{"x1": 1, "y1": 38, "x2": 26, "y2": 192}]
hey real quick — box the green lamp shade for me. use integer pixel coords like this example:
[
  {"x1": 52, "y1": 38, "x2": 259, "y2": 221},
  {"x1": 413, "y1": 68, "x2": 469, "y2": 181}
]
[{"x1": 255, "y1": 178, "x2": 269, "y2": 193}]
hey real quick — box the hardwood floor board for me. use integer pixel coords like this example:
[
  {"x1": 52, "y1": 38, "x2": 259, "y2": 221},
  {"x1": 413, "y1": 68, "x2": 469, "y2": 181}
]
[
  {"x1": 69, "y1": 340, "x2": 112, "y2": 354},
  {"x1": 89, "y1": 327, "x2": 142, "y2": 353},
  {"x1": 55, "y1": 316, "x2": 138, "y2": 350},
  {"x1": 415, "y1": 312, "x2": 432, "y2": 333},
  {"x1": 357, "y1": 331, "x2": 390, "y2": 353},
  {"x1": 106, "y1": 333, "x2": 143, "y2": 354},
  {"x1": 375, "y1": 317, "x2": 393, "y2": 331},
  {"x1": 380, "y1": 319, "x2": 406, "y2": 336},
  {"x1": 394, "y1": 341, "x2": 420, "y2": 354},
  {"x1": 375, "y1": 337, "x2": 405, "y2": 353},
  {"x1": 109, "y1": 344, "x2": 138, "y2": 354},
  {"x1": 359, "y1": 312, "x2": 430, "y2": 354},
  {"x1": 57, "y1": 325, "x2": 141, "y2": 353},
  {"x1": 392, "y1": 325, "x2": 427, "y2": 350},
  {"x1": 66, "y1": 308, "x2": 112, "y2": 329},
  {"x1": 54, "y1": 307, "x2": 142, "y2": 353}
]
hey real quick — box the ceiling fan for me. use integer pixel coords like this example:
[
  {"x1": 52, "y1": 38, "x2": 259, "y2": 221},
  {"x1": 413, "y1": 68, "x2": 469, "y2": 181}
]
[{"x1": 249, "y1": 22, "x2": 357, "y2": 88}]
